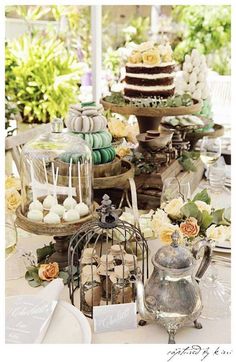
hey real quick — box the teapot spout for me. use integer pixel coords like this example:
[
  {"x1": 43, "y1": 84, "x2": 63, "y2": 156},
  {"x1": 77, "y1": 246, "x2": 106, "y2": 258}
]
[{"x1": 135, "y1": 279, "x2": 156, "y2": 321}]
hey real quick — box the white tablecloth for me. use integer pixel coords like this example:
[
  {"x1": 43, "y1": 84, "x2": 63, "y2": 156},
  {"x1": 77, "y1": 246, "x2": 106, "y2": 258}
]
[
  {"x1": 5, "y1": 185, "x2": 231, "y2": 344},
  {"x1": 5, "y1": 233, "x2": 231, "y2": 344}
]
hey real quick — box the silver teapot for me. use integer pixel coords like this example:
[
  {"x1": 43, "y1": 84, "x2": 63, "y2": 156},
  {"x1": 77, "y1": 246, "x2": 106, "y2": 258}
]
[{"x1": 135, "y1": 231, "x2": 212, "y2": 344}]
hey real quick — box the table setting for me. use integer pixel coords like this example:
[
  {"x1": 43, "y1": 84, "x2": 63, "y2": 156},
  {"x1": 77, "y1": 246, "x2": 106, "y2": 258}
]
[{"x1": 5, "y1": 27, "x2": 231, "y2": 346}]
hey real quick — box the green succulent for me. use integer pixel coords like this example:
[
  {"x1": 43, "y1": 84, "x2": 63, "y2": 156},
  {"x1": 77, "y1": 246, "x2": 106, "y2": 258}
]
[{"x1": 5, "y1": 34, "x2": 83, "y2": 123}]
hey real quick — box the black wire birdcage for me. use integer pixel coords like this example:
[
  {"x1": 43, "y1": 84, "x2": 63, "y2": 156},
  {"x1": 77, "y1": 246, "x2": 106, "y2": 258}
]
[{"x1": 68, "y1": 194, "x2": 149, "y2": 318}]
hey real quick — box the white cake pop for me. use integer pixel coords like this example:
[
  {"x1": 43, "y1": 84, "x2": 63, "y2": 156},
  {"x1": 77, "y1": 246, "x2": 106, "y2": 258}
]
[
  {"x1": 43, "y1": 194, "x2": 58, "y2": 210},
  {"x1": 50, "y1": 204, "x2": 65, "y2": 217},
  {"x1": 63, "y1": 196, "x2": 77, "y2": 210},
  {"x1": 29, "y1": 199, "x2": 43, "y2": 211},
  {"x1": 27, "y1": 209, "x2": 43, "y2": 222},
  {"x1": 75, "y1": 160, "x2": 89, "y2": 218},
  {"x1": 63, "y1": 158, "x2": 77, "y2": 210},
  {"x1": 29, "y1": 160, "x2": 44, "y2": 212},
  {"x1": 75, "y1": 203, "x2": 89, "y2": 217},
  {"x1": 184, "y1": 54, "x2": 191, "y2": 63},
  {"x1": 44, "y1": 212, "x2": 60, "y2": 224},
  {"x1": 63, "y1": 209, "x2": 80, "y2": 222}
]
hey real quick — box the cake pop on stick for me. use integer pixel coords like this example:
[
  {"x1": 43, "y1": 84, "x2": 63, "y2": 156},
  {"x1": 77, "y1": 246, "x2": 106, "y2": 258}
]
[
  {"x1": 28, "y1": 159, "x2": 43, "y2": 212},
  {"x1": 75, "y1": 160, "x2": 89, "y2": 217},
  {"x1": 50, "y1": 166, "x2": 65, "y2": 216},
  {"x1": 43, "y1": 161, "x2": 58, "y2": 210},
  {"x1": 63, "y1": 158, "x2": 77, "y2": 210}
]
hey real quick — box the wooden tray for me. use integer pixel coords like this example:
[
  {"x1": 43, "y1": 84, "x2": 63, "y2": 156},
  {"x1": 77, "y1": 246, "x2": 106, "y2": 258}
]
[
  {"x1": 15, "y1": 196, "x2": 96, "y2": 236},
  {"x1": 94, "y1": 159, "x2": 134, "y2": 190},
  {"x1": 185, "y1": 124, "x2": 224, "y2": 148},
  {"x1": 93, "y1": 156, "x2": 121, "y2": 178},
  {"x1": 101, "y1": 98, "x2": 202, "y2": 118}
]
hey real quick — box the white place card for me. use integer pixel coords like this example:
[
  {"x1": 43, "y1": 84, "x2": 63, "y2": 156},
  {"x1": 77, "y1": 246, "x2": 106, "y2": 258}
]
[
  {"x1": 5, "y1": 295, "x2": 57, "y2": 344},
  {"x1": 93, "y1": 302, "x2": 137, "y2": 333}
]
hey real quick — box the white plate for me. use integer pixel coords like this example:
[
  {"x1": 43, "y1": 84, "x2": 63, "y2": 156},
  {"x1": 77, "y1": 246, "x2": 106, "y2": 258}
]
[
  {"x1": 214, "y1": 246, "x2": 231, "y2": 254},
  {"x1": 6, "y1": 296, "x2": 91, "y2": 344}
]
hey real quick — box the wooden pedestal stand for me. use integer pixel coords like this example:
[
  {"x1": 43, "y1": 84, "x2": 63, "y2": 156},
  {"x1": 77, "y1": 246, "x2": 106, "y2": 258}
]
[
  {"x1": 101, "y1": 98, "x2": 202, "y2": 133},
  {"x1": 15, "y1": 201, "x2": 97, "y2": 268},
  {"x1": 100, "y1": 98, "x2": 204, "y2": 210}
]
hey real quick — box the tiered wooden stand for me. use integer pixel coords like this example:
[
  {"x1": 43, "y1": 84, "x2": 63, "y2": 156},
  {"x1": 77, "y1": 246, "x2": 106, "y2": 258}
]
[
  {"x1": 100, "y1": 98, "x2": 205, "y2": 209},
  {"x1": 101, "y1": 99, "x2": 202, "y2": 133}
]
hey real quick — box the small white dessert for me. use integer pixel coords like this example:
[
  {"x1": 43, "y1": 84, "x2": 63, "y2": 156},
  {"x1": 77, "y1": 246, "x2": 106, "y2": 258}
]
[
  {"x1": 63, "y1": 196, "x2": 77, "y2": 210},
  {"x1": 43, "y1": 194, "x2": 58, "y2": 210},
  {"x1": 27, "y1": 209, "x2": 43, "y2": 222},
  {"x1": 63, "y1": 209, "x2": 80, "y2": 222},
  {"x1": 75, "y1": 202, "x2": 89, "y2": 217},
  {"x1": 29, "y1": 200, "x2": 43, "y2": 211},
  {"x1": 44, "y1": 212, "x2": 60, "y2": 224},
  {"x1": 50, "y1": 204, "x2": 65, "y2": 217}
]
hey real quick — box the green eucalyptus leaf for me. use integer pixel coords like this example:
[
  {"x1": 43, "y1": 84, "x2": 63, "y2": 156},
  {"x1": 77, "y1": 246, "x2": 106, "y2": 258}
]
[
  {"x1": 192, "y1": 189, "x2": 211, "y2": 205},
  {"x1": 25, "y1": 270, "x2": 34, "y2": 281},
  {"x1": 200, "y1": 210, "x2": 213, "y2": 231},
  {"x1": 181, "y1": 201, "x2": 201, "y2": 219},
  {"x1": 59, "y1": 271, "x2": 69, "y2": 284},
  {"x1": 28, "y1": 279, "x2": 41, "y2": 288}
]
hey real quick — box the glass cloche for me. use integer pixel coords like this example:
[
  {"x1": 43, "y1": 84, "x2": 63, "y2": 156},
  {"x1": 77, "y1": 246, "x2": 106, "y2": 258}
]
[{"x1": 20, "y1": 119, "x2": 93, "y2": 225}]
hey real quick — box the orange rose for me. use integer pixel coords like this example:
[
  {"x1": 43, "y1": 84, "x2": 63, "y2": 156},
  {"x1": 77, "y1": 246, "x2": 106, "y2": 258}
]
[
  {"x1": 180, "y1": 217, "x2": 200, "y2": 238},
  {"x1": 38, "y1": 262, "x2": 59, "y2": 281}
]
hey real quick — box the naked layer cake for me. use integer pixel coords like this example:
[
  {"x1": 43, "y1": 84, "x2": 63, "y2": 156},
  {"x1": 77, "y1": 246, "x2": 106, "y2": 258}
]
[{"x1": 124, "y1": 42, "x2": 176, "y2": 99}]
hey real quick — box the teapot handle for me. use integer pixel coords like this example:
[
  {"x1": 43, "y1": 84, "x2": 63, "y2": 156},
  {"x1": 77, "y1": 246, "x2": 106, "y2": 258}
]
[{"x1": 192, "y1": 238, "x2": 212, "y2": 282}]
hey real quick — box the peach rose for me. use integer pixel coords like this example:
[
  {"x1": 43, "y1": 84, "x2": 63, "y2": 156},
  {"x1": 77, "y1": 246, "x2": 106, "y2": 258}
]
[
  {"x1": 142, "y1": 50, "x2": 161, "y2": 65},
  {"x1": 159, "y1": 223, "x2": 183, "y2": 244},
  {"x1": 38, "y1": 262, "x2": 59, "y2": 281},
  {"x1": 5, "y1": 190, "x2": 21, "y2": 211},
  {"x1": 180, "y1": 217, "x2": 200, "y2": 238}
]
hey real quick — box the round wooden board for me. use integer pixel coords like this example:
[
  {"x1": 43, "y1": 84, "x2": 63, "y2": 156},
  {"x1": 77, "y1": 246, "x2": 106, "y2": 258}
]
[
  {"x1": 94, "y1": 159, "x2": 134, "y2": 190},
  {"x1": 15, "y1": 202, "x2": 97, "y2": 237},
  {"x1": 101, "y1": 98, "x2": 202, "y2": 117},
  {"x1": 185, "y1": 124, "x2": 224, "y2": 147}
]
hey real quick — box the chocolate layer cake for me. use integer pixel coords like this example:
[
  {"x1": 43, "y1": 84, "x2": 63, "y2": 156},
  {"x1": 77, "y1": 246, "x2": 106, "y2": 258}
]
[
  {"x1": 124, "y1": 42, "x2": 176, "y2": 99},
  {"x1": 124, "y1": 62, "x2": 175, "y2": 99}
]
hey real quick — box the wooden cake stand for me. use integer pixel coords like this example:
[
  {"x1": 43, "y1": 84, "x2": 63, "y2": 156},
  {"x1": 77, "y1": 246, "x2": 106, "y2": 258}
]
[
  {"x1": 15, "y1": 199, "x2": 97, "y2": 268},
  {"x1": 101, "y1": 98, "x2": 202, "y2": 133}
]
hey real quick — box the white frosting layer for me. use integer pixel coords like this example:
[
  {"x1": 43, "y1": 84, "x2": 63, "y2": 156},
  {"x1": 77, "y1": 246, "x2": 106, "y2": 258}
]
[
  {"x1": 124, "y1": 83, "x2": 175, "y2": 91},
  {"x1": 126, "y1": 72, "x2": 175, "y2": 79},
  {"x1": 126, "y1": 61, "x2": 175, "y2": 68}
]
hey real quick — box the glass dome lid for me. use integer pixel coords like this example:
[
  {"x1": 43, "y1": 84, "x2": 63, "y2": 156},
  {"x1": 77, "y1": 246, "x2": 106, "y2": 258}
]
[{"x1": 20, "y1": 119, "x2": 93, "y2": 224}]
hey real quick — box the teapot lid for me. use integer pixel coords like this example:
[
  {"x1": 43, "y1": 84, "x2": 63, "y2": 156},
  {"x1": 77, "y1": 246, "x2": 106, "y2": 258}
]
[{"x1": 153, "y1": 231, "x2": 194, "y2": 269}]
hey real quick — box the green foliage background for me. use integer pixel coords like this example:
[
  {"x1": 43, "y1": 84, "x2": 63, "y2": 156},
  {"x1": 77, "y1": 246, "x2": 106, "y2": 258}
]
[{"x1": 172, "y1": 5, "x2": 231, "y2": 75}]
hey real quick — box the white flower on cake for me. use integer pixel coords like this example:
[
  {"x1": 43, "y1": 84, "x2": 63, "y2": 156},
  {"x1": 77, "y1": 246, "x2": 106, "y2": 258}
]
[
  {"x1": 137, "y1": 41, "x2": 155, "y2": 53},
  {"x1": 206, "y1": 225, "x2": 231, "y2": 243},
  {"x1": 194, "y1": 200, "x2": 211, "y2": 214},
  {"x1": 163, "y1": 198, "x2": 184, "y2": 219}
]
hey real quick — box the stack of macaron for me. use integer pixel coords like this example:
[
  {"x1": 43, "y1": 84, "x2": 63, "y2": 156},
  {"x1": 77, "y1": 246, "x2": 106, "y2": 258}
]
[
  {"x1": 65, "y1": 103, "x2": 116, "y2": 166},
  {"x1": 65, "y1": 103, "x2": 107, "y2": 133}
]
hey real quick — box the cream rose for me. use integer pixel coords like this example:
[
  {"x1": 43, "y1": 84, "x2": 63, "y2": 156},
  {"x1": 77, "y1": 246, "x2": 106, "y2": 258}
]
[
  {"x1": 38, "y1": 262, "x2": 59, "y2": 281},
  {"x1": 128, "y1": 51, "x2": 142, "y2": 64},
  {"x1": 159, "y1": 223, "x2": 183, "y2": 244},
  {"x1": 180, "y1": 217, "x2": 200, "y2": 238},
  {"x1": 206, "y1": 225, "x2": 231, "y2": 243},
  {"x1": 5, "y1": 190, "x2": 21, "y2": 211},
  {"x1": 151, "y1": 209, "x2": 170, "y2": 237},
  {"x1": 142, "y1": 50, "x2": 161, "y2": 65},
  {"x1": 5, "y1": 175, "x2": 21, "y2": 190},
  {"x1": 164, "y1": 198, "x2": 184, "y2": 219},
  {"x1": 194, "y1": 200, "x2": 211, "y2": 214}
]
